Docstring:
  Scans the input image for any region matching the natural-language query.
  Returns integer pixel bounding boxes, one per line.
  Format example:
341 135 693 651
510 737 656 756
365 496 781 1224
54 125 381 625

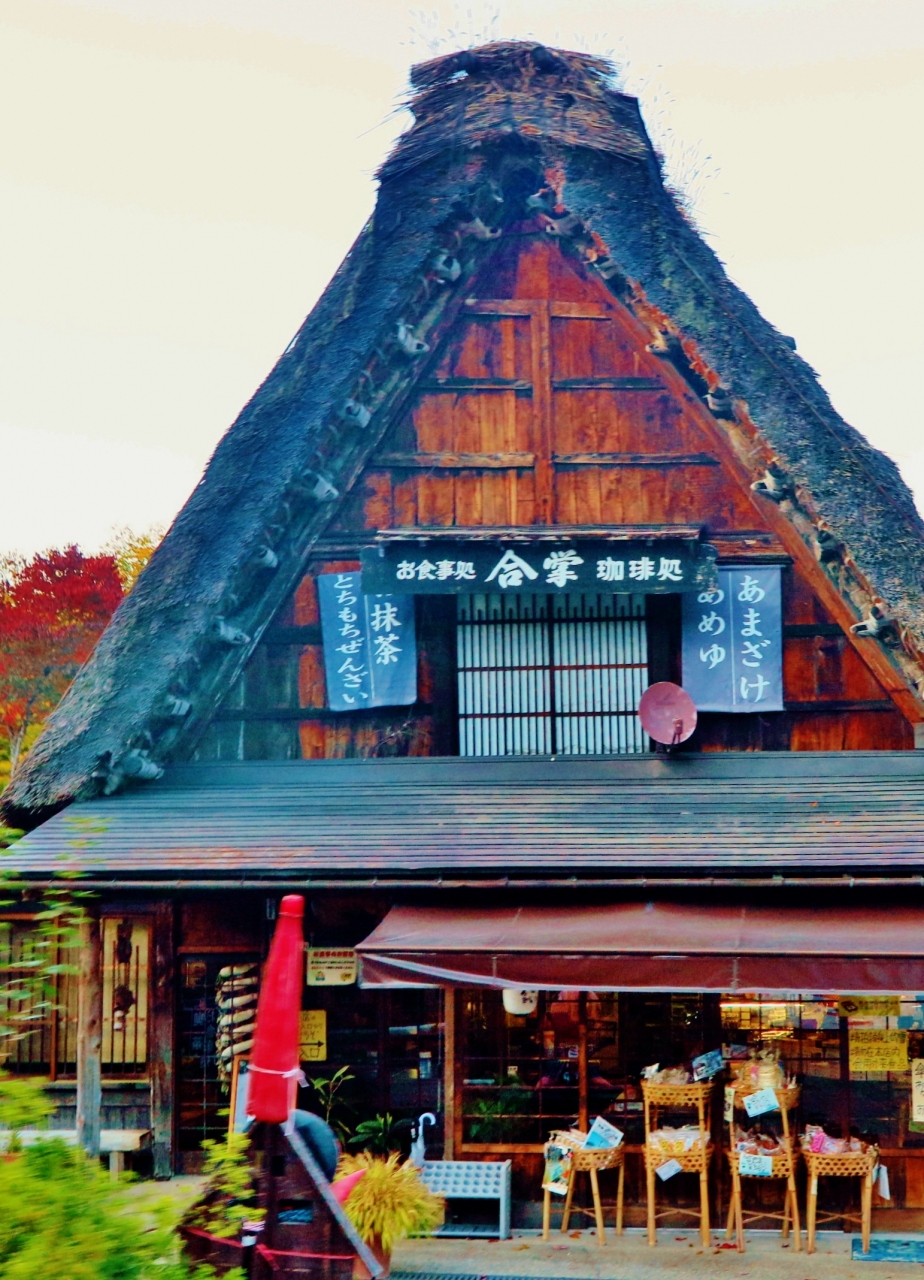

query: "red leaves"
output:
0 547 123 773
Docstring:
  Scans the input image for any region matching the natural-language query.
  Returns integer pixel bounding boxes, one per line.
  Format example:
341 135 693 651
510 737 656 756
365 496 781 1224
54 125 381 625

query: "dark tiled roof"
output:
8 753 924 883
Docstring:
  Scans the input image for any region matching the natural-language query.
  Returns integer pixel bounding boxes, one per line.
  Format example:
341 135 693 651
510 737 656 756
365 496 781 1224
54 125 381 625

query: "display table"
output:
804 1146 877 1255
542 1143 625 1246
642 1081 714 1248
725 1083 801 1254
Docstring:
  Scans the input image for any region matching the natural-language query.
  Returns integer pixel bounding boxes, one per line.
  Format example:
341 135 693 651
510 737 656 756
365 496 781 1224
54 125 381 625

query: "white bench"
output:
0 1128 151 1178
420 1160 512 1239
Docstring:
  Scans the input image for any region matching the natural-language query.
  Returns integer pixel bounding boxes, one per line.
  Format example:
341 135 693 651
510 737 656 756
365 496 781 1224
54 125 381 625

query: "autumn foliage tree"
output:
0 548 124 778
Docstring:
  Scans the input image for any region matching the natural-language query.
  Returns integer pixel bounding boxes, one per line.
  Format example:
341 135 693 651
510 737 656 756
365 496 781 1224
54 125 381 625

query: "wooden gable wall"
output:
197 234 913 760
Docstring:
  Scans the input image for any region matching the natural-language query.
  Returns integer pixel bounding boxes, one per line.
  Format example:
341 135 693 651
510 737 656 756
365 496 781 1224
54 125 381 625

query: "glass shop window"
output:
460 990 709 1148
301 988 443 1144
720 994 924 1148
457 593 649 756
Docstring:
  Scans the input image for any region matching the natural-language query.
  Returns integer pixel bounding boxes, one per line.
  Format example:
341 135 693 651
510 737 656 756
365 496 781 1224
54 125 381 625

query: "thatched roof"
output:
6 40 924 827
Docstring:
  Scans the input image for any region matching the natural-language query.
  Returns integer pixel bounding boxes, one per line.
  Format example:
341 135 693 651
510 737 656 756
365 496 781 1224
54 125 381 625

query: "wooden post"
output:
150 901 175 1179
76 907 102 1158
578 992 589 1133
442 987 456 1159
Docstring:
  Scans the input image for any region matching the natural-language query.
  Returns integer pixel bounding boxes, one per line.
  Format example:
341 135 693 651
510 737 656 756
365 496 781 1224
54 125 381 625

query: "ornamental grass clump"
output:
337 1151 443 1254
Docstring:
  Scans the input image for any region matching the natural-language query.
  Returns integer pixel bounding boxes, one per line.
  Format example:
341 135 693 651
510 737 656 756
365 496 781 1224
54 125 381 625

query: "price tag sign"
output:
739 1153 773 1177
692 1048 724 1081
656 1158 683 1181
724 1086 735 1123
743 1087 780 1118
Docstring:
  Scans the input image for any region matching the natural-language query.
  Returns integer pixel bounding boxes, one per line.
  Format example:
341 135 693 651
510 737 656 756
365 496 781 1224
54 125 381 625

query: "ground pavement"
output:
392 1228 919 1279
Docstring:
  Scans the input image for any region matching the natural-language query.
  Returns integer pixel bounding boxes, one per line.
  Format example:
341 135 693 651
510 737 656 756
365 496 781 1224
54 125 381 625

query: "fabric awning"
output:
357 902 924 993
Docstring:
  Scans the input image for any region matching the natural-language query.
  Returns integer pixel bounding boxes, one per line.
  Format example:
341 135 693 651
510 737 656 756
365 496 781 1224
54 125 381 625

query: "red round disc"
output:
638 682 697 745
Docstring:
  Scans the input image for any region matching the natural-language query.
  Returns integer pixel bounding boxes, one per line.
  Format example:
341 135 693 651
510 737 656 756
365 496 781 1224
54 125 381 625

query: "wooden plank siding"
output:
204 233 912 758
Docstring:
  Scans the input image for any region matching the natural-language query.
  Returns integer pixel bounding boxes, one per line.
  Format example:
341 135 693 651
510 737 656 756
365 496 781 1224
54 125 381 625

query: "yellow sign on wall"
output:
307 948 357 986
299 1009 328 1062
849 1027 909 1073
838 997 900 1019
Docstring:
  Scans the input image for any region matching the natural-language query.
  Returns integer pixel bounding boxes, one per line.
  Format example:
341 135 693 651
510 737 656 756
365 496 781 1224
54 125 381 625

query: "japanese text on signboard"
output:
681 567 783 712
361 540 717 596
317 572 417 711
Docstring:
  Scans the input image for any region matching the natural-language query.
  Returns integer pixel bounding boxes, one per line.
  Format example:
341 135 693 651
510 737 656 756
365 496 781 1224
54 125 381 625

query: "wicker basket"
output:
646 1144 711 1174
570 1145 625 1173
803 1148 877 1179
731 1082 800 1111
642 1081 714 1107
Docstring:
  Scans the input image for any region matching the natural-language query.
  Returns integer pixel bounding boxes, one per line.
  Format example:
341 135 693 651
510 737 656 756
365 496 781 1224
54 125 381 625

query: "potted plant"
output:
347 1113 413 1155
336 1151 443 1278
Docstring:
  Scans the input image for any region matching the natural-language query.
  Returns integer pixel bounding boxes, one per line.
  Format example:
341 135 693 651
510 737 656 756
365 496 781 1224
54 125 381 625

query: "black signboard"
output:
361 540 717 595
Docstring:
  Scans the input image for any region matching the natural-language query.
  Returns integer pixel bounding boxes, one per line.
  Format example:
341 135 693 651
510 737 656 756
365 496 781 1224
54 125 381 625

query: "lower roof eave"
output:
8 868 924 892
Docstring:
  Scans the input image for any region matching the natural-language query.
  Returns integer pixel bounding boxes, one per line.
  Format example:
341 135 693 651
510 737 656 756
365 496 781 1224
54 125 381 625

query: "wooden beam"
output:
373 524 704 542
552 378 663 391
553 451 718 467
211 702 434 722
76 907 102 1159
372 452 535 470
443 988 457 1160
420 378 532 394
150 901 175 1179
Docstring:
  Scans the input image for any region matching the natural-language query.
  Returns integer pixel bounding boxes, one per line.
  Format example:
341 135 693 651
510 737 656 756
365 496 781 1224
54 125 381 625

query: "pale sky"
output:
2 0 923 556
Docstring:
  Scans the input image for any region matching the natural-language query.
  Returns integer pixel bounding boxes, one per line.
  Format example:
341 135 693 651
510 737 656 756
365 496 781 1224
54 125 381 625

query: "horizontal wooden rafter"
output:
421 377 532 393
553 451 718 467
372 451 536 469
212 703 433 722
374 524 704 542
551 377 663 391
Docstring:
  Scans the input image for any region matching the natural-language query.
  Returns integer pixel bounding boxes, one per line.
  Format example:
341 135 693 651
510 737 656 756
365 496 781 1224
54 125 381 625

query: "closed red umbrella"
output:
248 894 305 1123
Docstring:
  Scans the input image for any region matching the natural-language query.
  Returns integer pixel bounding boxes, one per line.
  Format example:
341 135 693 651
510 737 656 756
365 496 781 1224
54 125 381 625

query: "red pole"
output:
248 895 305 1123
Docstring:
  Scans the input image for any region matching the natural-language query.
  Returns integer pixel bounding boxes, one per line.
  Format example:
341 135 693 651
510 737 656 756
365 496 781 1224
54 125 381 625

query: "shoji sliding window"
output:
457 593 649 756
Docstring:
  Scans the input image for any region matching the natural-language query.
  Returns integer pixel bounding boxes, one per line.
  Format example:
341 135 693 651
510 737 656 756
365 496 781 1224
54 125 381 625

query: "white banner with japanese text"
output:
318 571 417 711
681 567 783 712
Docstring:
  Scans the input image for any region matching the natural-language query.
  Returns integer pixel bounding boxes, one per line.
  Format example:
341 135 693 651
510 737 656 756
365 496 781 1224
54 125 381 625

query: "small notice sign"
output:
307 947 357 986
584 1116 624 1150
849 1028 909 1073
743 1088 780 1118
692 1049 724 1081
739 1153 773 1177
838 997 901 1019
656 1159 683 1181
912 1060 924 1122
299 1009 327 1062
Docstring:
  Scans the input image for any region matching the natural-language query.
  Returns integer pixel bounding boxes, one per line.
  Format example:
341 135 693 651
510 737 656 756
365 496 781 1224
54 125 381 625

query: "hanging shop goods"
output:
215 963 259 1088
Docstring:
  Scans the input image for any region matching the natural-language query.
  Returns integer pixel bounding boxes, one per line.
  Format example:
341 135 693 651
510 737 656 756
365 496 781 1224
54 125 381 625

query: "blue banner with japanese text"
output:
318 571 417 711
681 567 783 712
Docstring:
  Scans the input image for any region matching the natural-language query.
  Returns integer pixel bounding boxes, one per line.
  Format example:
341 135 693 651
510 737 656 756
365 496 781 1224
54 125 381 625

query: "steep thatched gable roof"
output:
5 40 924 827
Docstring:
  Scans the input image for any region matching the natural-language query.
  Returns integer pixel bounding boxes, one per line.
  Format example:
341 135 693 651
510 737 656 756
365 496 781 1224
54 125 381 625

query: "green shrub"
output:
0 1073 55 1147
0 1138 237 1280
184 1132 263 1239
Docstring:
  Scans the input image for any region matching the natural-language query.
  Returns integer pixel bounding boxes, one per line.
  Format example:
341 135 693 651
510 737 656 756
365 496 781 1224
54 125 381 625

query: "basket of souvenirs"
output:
641 1075 716 1109
800 1127 878 1178
646 1125 711 1172
727 1126 795 1177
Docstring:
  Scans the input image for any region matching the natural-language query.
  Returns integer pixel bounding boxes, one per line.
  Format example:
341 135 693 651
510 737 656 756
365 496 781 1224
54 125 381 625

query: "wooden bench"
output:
0 1128 151 1178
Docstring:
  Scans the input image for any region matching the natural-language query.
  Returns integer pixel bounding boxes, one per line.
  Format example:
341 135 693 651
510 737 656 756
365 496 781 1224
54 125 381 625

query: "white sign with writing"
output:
743 1088 780 1118
739 1153 774 1177
306 948 357 986
656 1158 683 1181
912 1060 924 1123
